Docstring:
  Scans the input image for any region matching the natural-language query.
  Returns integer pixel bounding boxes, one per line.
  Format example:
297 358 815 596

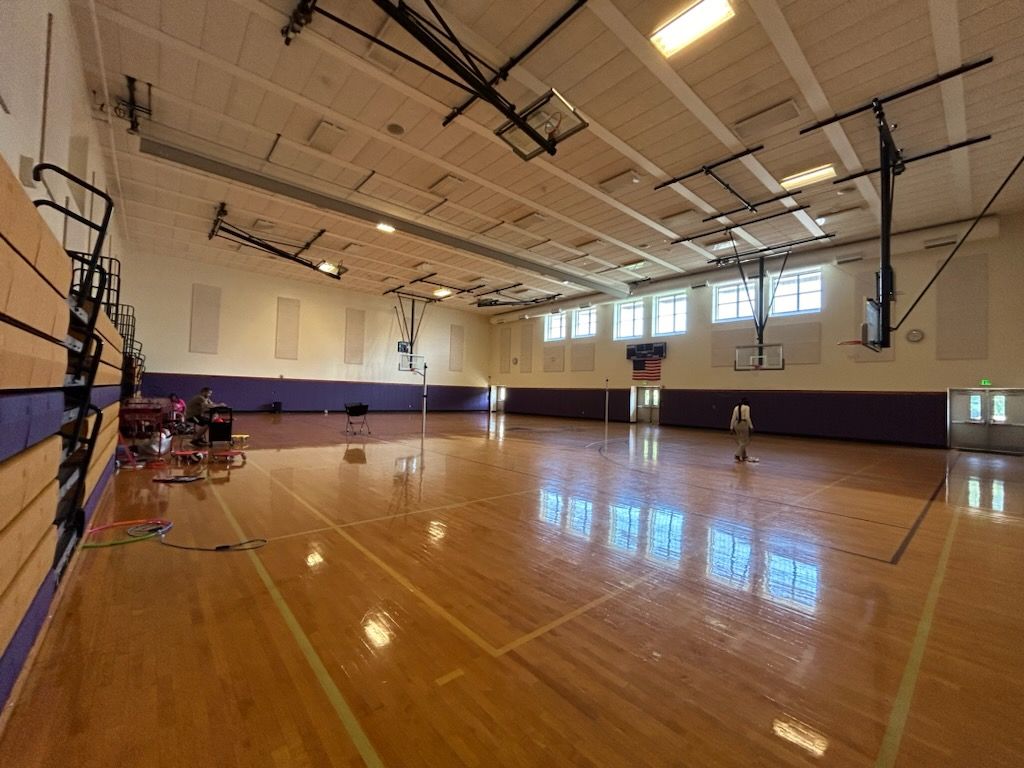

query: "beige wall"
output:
123 249 491 386
490 213 1024 392
0 0 127 255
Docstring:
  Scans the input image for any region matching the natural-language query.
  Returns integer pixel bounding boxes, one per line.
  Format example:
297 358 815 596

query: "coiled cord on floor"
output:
83 518 266 552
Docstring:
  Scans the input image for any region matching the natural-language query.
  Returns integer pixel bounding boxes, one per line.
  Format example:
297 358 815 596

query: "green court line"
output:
210 486 384 768
874 507 961 768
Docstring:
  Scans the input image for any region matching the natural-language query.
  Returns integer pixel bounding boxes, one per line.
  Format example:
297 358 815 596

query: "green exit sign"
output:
980 379 992 386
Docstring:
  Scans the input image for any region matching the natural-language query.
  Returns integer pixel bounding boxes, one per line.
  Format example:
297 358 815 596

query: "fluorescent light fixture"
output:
834 253 863 265
432 287 453 298
707 239 737 252
621 259 646 270
650 0 735 57
313 260 346 280
376 222 396 233
815 216 827 226
780 163 836 191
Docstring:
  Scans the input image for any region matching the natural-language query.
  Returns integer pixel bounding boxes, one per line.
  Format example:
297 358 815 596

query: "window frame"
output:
712 281 757 324
768 268 823 317
614 298 646 340
572 306 597 338
653 292 688 336
543 312 566 342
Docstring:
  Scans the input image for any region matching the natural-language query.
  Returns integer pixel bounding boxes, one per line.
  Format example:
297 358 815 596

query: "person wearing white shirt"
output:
729 398 754 462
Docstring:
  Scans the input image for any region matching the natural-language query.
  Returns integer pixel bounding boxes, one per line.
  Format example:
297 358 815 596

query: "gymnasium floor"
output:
1 413 1021 767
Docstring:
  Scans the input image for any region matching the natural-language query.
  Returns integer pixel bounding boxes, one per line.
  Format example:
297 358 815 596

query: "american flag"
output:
632 357 662 380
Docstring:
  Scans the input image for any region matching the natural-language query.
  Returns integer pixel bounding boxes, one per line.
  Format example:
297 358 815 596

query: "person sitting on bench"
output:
186 387 226 447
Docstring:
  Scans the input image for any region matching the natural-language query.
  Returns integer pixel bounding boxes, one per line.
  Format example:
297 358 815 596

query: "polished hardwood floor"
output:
1 412 1022 767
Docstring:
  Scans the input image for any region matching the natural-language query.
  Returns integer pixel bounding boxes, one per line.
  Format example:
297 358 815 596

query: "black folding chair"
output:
344 403 370 435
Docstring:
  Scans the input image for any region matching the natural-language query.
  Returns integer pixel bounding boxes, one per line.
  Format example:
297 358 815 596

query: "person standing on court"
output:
730 397 754 462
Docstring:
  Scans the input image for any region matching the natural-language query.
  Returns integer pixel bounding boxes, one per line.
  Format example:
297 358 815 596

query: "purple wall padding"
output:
83 455 115 527
0 390 64 463
0 570 56 709
504 388 631 422
143 372 488 412
91 385 121 410
660 389 947 447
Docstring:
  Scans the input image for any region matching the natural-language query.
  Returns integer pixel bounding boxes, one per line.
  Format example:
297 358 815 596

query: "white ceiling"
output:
72 0 1024 311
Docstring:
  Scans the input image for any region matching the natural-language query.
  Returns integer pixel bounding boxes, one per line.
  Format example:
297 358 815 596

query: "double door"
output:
949 388 1024 454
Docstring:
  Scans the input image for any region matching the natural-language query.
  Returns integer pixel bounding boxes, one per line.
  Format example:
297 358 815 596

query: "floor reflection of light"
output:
772 717 828 757
762 552 819 613
647 508 684 563
363 617 392 649
992 479 1005 513
707 527 752 589
968 477 981 508
609 504 642 551
567 497 592 538
539 489 562 526
305 551 325 569
429 520 447 542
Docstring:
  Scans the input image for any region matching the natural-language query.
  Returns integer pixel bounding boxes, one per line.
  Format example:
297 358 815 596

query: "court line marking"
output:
209 485 384 768
246 457 502 657
494 574 651 656
247 457 660 660
435 669 465 687
874 506 961 768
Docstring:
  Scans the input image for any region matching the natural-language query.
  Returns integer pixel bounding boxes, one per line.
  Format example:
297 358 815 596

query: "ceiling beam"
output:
745 0 883 224
140 137 630 296
587 0 824 240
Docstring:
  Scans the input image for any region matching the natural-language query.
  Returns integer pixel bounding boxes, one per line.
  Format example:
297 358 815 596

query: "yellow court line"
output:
209 485 384 768
246 457 502 657
435 668 465 687
494 574 651 656
874 507 961 768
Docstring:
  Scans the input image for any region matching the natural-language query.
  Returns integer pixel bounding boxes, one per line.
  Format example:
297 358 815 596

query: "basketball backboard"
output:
398 353 425 372
735 343 784 371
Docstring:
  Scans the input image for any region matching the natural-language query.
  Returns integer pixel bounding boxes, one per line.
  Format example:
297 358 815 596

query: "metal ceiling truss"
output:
474 283 561 308
113 75 152 135
656 146 804 224
279 0 588 159
208 202 338 279
383 272 483 302
706 233 835 264
674 205 810 244
800 56 994 349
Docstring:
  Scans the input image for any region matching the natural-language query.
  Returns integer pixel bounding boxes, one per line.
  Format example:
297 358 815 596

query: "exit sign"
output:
980 379 992 386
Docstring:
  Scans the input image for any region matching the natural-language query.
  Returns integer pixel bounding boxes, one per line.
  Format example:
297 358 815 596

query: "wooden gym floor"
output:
1 412 1022 767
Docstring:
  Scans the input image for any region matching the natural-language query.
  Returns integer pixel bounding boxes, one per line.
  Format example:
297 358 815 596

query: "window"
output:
573 306 597 338
615 299 645 339
544 312 565 341
969 394 982 421
647 508 684 564
992 394 1007 422
707 527 752 589
763 552 819 612
770 269 822 315
654 293 687 335
713 282 755 323
609 504 642 551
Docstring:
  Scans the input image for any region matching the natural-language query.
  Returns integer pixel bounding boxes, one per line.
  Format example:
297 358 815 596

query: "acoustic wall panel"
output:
711 327 757 367
189 284 220 354
571 343 596 371
344 308 365 365
275 297 300 360
543 345 565 372
519 322 533 373
937 254 988 360
449 324 464 372
498 327 511 373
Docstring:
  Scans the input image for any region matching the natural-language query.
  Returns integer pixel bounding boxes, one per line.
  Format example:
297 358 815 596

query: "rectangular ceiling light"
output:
780 164 836 191
598 169 642 194
316 261 346 278
651 0 735 57
376 222 396 233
